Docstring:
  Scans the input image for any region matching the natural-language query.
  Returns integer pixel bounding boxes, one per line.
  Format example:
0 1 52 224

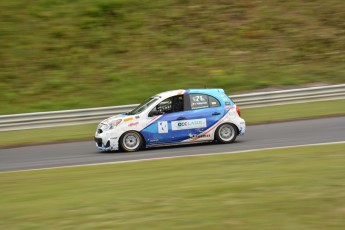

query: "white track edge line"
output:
1 141 345 174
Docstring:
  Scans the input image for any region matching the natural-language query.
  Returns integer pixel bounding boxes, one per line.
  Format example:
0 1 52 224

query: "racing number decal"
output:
192 95 206 102
191 94 208 110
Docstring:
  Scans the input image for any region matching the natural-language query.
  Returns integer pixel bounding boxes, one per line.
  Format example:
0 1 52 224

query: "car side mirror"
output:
148 109 161 117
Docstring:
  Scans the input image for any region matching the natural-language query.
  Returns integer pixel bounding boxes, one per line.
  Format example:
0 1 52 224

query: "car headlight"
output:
98 119 122 133
109 119 122 129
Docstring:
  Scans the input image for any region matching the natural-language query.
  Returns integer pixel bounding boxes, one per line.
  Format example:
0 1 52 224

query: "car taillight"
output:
236 106 241 117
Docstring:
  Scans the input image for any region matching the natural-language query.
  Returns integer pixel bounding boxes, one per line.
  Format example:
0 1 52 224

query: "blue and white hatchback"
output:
95 89 246 152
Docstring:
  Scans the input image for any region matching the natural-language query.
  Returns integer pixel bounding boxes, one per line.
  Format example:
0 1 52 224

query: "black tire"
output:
119 131 143 152
215 123 238 144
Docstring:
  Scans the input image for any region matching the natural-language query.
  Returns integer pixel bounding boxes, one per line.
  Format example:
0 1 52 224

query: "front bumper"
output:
94 136 119 151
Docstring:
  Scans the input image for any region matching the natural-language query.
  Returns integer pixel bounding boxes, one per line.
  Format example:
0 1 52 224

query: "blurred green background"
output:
1 0 344 114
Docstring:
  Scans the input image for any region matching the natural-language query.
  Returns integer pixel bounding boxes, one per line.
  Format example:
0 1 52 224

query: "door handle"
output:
212 112 221 116
177 117 186 120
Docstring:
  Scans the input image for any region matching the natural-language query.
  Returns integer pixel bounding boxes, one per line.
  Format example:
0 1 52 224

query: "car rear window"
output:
190 94 209 110
189 94 221 110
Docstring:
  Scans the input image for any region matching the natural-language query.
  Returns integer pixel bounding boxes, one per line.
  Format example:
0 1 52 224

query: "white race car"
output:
94 89 245 152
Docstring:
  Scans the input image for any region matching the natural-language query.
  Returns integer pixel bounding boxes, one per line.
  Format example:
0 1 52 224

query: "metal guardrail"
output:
1 84 344 131
231 84 345 108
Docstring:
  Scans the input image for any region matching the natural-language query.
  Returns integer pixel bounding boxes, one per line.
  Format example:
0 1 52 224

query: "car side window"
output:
190 94 209 110
153 95 184 115
208 95 220 107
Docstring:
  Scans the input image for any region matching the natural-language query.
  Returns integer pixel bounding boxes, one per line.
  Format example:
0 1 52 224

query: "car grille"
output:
94 137 103 147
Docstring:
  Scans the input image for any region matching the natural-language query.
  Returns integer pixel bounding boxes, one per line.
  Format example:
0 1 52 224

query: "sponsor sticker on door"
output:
171 118 206 130
158 121 168 133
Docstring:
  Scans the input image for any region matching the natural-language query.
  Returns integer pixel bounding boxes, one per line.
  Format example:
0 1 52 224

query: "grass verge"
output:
0 99 344 147
1 143 345 229
241 99 345 124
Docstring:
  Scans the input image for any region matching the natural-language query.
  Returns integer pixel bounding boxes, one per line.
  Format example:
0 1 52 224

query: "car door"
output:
182 94 224 140
142 95 192 145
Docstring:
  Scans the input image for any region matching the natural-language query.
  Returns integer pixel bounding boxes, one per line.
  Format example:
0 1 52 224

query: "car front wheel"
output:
120 131 143 152
215 123 237 144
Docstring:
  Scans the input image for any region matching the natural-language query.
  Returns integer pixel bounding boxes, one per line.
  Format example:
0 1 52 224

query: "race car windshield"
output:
127 97 160 115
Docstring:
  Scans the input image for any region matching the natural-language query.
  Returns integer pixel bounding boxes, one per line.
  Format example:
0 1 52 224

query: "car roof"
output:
156 88 225 97
154 88 231 103
186 88 225 94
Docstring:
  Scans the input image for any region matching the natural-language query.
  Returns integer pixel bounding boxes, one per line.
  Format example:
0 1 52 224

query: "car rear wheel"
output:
215 123 237 144
120 131 143 152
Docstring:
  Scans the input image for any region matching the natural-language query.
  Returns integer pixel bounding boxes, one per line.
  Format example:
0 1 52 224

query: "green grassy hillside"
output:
1 0 344 114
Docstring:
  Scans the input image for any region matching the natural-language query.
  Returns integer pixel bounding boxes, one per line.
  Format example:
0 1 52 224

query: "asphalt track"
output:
0 117 344 172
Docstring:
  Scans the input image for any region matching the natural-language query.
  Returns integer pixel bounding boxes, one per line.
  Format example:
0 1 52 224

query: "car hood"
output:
102 113 141 125
101 114 128 125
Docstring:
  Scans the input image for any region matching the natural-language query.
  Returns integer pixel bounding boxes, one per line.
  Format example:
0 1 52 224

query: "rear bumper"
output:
237 118 246 136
